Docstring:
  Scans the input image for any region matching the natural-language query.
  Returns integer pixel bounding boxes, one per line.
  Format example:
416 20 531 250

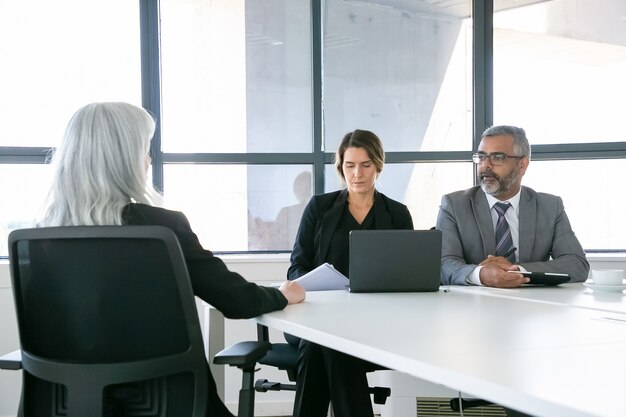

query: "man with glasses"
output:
436 125 589 288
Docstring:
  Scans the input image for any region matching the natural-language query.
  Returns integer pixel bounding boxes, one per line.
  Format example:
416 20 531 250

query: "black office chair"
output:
253 327 299 393
254 327 392 407
0 226 268 417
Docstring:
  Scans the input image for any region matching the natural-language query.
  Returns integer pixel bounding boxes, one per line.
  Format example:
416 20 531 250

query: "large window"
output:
164 165 313 251
0 0 141 257
493 0 626 144
523 159 626 250
0 0 625 257
493 0 626 250
158 0 314 251
160 0 312 153
0 1 142 148
323 0 473 153
322 0 473 230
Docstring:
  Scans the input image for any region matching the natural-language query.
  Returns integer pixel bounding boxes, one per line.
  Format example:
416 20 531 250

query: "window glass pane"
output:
325 162 473 230
163 165 312 251
523 159 626 250
0 0 141 147
323 0 472 152
160 0 312 153
493 0 626 143
0 165 53 257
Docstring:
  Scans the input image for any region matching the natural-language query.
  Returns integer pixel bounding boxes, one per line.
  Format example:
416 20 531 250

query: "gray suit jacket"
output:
436 186 589 285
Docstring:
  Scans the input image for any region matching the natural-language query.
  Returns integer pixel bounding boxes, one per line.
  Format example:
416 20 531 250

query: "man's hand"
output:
479 254 516 269
479 263 529 288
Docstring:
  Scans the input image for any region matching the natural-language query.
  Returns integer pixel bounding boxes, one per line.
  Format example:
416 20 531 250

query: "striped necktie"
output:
494 202 514 261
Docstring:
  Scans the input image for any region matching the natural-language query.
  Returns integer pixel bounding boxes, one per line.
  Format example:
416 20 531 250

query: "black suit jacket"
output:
288 189 414 279
123 203 287 417
123 203 288 318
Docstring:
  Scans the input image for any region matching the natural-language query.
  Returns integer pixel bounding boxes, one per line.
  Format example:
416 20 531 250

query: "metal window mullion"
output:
385 151 473 163
472 0 493 185
531 142 626 160
0 147 52 164
140 0 164 192
162 153 319 164
312 0 325 194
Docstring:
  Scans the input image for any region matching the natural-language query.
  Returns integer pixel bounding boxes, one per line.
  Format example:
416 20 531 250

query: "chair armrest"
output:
213 341 271 368
0 350 22 370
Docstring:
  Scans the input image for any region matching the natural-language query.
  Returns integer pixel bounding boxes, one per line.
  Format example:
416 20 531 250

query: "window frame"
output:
1 0 625 254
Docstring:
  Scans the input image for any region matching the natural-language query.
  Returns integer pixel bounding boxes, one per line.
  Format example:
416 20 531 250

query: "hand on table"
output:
479 263 529 288
279 281 306 304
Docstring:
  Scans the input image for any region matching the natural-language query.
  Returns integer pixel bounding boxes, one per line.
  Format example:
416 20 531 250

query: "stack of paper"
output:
294 263 349 291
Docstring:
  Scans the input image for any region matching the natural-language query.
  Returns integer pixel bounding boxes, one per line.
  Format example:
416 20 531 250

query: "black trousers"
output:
292 340 379 417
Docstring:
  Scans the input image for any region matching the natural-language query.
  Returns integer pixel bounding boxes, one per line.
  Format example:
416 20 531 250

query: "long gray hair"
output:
40 102 161 226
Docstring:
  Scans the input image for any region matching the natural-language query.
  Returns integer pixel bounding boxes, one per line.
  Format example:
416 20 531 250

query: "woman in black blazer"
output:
39 102 305 417
288 130 414 417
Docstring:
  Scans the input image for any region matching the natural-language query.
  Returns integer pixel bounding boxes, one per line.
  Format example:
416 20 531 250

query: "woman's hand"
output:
279 281 306 304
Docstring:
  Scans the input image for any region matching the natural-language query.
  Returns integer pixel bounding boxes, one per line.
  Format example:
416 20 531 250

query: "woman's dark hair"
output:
334 129 385 182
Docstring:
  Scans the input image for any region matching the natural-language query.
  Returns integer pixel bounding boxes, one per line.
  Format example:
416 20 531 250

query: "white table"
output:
450 282 626 314
256 289 626 417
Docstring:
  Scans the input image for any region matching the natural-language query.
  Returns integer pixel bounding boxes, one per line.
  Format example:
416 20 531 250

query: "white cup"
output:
592 269 624 286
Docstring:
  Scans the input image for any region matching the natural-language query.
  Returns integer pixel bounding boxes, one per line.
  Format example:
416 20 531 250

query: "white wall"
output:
0 254 624 417
0 264 20 417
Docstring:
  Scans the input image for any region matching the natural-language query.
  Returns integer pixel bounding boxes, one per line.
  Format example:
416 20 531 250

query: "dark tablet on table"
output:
514 271 570 286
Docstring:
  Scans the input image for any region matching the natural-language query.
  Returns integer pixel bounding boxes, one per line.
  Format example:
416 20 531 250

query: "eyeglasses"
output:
472 152 524 166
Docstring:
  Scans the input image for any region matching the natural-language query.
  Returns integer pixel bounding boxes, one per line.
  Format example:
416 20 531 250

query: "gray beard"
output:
480 169 519 197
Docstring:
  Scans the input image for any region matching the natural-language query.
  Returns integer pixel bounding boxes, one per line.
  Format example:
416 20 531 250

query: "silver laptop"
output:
348 229 442 293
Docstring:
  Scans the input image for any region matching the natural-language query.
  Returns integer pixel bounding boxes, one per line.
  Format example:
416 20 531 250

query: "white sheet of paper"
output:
294 263 349 291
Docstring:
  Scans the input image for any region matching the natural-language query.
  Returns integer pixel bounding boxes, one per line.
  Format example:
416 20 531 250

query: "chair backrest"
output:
8 226 209 417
